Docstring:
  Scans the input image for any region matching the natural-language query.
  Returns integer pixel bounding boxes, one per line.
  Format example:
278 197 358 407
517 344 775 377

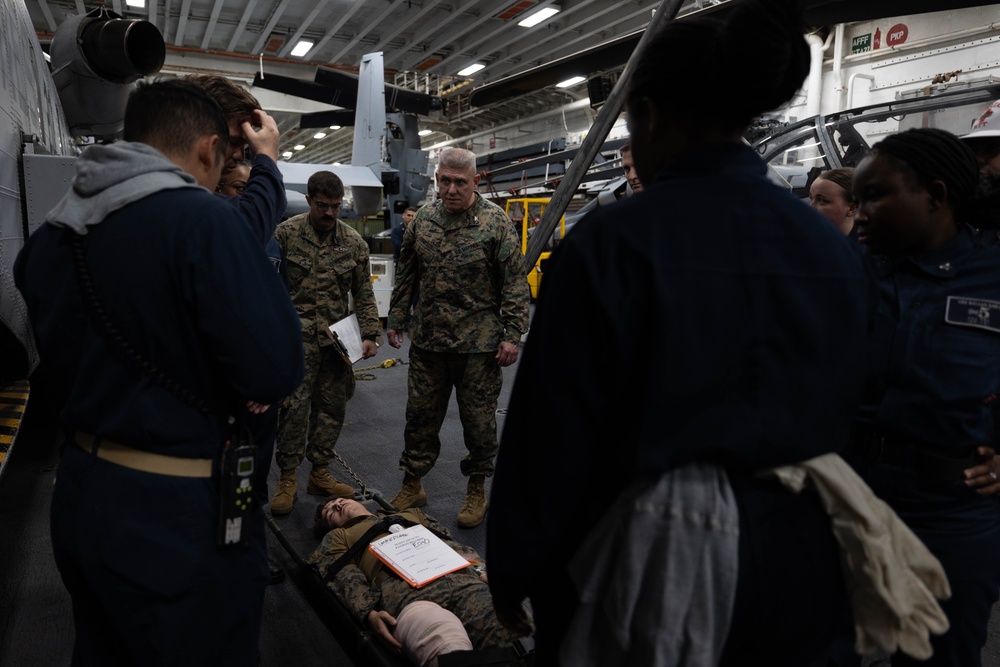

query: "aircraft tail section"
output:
352 52 387 216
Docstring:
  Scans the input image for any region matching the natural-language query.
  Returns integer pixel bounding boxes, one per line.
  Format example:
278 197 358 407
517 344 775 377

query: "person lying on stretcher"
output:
308 498 533 661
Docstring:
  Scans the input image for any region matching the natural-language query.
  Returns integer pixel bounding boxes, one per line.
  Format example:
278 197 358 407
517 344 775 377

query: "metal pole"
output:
524 0 687 270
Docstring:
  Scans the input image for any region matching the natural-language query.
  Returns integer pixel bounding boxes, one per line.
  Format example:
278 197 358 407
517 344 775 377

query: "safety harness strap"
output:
321 515 418 584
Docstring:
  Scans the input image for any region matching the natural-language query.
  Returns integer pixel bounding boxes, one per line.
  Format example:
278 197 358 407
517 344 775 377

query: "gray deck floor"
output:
5 319 1000 666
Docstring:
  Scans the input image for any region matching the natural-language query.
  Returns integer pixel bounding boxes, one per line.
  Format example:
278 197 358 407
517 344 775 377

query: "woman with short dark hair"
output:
846 127 1000 667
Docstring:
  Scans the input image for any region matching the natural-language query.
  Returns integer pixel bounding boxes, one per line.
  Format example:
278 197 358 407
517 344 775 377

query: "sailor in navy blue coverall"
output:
14 79 304 666
488 2 870 664
218 147 290 509
197 82 292 514
843 128 1000 667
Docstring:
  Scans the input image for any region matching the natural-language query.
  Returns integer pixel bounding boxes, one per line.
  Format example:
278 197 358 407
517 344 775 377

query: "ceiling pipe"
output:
524 0 686 272
427 99 592 150
832 23 846 104
806 33 825 121
35 32 366 71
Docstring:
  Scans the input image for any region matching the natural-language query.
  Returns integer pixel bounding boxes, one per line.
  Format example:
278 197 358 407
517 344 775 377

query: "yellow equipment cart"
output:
504 197 566 301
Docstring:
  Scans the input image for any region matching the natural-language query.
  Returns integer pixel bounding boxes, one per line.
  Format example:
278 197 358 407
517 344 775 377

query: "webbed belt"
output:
75 432 213 478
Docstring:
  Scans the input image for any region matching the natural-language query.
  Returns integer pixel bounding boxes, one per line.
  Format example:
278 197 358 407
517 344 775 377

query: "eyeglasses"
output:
225 180 248 194
313 200 342 211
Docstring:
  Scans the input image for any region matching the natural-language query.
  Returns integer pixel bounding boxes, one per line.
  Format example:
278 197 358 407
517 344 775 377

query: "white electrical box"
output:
369 254 395 318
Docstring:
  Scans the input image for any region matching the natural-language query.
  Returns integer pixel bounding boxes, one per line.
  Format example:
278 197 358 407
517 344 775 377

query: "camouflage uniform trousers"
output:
401 344 502 478
376 569 523 650
275 340 355 470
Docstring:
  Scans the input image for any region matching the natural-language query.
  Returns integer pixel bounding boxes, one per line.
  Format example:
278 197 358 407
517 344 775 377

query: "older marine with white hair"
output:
385 147 530 529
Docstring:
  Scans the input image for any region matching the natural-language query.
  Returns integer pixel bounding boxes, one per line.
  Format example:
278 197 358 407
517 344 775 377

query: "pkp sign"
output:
886 24 908 47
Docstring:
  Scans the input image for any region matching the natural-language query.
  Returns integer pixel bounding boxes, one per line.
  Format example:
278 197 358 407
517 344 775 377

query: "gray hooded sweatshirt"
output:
47 141 205 235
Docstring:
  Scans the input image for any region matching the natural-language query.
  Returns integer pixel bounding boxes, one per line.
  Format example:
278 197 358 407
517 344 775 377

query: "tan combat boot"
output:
457 475 487 529
306 466 355 498
271 469 297 516
391 473 427 510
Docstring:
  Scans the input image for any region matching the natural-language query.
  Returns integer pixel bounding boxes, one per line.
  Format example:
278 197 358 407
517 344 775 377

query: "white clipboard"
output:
328 313 364 365
368 525 472 588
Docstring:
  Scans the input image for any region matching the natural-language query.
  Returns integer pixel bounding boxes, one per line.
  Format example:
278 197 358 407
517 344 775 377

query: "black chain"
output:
68 231 211 414
333 450 369 499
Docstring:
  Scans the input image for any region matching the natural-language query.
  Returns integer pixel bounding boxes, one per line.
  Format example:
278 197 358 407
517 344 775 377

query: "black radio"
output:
217 441 258 546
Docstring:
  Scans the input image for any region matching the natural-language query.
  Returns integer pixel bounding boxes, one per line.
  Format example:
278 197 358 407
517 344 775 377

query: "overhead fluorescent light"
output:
556 76 586 88
125 0 145 7
518 7 559 27
290 40 313 58
329 125 341 130
313 132 327 139
282 151 293 158
458 63 485 77
293 144 305 150
418 129 433 137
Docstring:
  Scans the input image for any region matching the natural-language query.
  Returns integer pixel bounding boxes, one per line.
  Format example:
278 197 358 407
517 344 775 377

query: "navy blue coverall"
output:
220 153 290 505
488 142 872 666
849 224 1000 667
15 186 304 666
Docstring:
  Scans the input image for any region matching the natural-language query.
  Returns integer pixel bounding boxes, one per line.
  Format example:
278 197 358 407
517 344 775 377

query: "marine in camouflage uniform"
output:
306 506 529 650
271 171 381 514
385 148 530 528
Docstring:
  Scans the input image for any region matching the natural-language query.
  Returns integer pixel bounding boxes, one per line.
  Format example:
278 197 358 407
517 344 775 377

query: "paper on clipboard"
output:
328 313 364 364
368 524 472 588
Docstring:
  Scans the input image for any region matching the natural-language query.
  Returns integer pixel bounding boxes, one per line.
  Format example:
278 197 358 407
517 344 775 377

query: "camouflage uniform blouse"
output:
387 193 530 352
274 214 381 348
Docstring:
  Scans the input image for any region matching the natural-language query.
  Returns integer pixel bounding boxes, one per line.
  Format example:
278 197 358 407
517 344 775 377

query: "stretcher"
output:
266 492 536 667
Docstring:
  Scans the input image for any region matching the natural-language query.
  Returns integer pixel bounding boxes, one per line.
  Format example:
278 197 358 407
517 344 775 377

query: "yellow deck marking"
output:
0 382 28 477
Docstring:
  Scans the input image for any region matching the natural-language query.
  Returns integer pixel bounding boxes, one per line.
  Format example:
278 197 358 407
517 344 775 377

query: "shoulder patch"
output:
945 296 1000 333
